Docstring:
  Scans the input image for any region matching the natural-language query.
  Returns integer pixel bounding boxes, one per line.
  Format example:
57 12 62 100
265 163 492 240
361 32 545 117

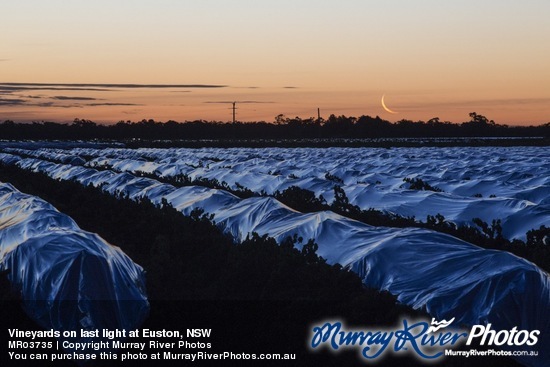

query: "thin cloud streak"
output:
53 96 100 101
0 96 141 108
1 82 227 89
0 98 26 106
0 86 113 92
400 98 550 111
204 101 276 104
87 103 142 107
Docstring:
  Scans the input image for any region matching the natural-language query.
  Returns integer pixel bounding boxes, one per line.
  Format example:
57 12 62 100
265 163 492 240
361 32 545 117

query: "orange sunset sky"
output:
1 1 549 125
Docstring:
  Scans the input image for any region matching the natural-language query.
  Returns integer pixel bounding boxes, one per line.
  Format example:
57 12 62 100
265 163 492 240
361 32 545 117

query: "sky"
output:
1 0 549 125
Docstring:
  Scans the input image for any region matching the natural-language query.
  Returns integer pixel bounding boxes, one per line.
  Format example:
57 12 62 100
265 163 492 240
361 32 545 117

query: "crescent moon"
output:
381 94 398 114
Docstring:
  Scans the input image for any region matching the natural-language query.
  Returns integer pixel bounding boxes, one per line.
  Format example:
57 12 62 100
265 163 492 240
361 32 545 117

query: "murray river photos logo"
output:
309 318 540 361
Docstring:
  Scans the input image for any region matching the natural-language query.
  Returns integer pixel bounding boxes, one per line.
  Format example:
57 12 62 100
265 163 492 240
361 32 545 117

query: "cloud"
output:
0 97 61 108
0 96 140 108
0 86 112 92
0 82 227 89
87 102 142 107
0 82 228 93
401 98 550 111
0 92 143 108
52 96 100 101
204 100 276 104
53 103 78 109
475 98 550 106
239 101 276 104
122 109 142 115
0 99 62 108
0 98 26 106
450 98 550 107
32 102 70 108
283 86 299 89
232 86 260 89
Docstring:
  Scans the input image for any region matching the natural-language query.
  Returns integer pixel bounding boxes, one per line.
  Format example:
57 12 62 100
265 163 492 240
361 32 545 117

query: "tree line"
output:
0 112 548 141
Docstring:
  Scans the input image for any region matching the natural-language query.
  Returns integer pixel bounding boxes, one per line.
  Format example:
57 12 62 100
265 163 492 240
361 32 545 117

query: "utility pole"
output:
317 108 321 123
232 102 237 123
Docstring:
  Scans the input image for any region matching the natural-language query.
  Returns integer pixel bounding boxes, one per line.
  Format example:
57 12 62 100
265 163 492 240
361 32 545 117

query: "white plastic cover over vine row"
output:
0 180 149 348
0 151 548 366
